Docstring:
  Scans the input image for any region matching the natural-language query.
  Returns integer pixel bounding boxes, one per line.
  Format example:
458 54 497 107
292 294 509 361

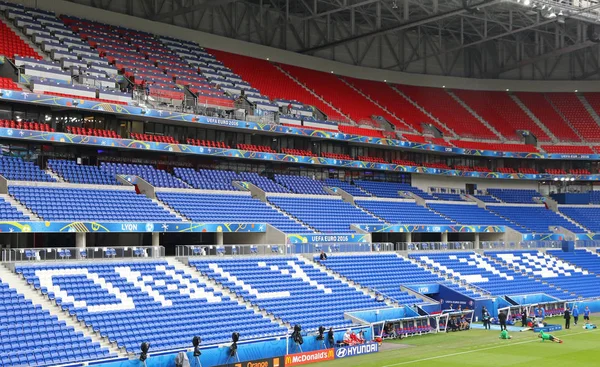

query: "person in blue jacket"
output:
583 306 591 323
572 305 580 326
536 306 546 321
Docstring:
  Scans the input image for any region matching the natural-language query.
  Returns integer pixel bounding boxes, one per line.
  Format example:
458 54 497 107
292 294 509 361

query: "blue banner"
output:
353 224 505 233
286 233 369 244
0 221 266 233
334 343 379 359
1 89 600 164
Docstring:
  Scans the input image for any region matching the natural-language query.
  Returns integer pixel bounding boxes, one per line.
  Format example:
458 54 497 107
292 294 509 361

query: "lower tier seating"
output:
190 257 385 330
323 179 370 197
559 207 600 232
487 189 540 204
427 203 525 231
356 200 452 225
16 261 286 353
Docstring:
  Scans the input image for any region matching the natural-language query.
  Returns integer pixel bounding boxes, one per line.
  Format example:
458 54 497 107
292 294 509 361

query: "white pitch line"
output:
382 329 596 367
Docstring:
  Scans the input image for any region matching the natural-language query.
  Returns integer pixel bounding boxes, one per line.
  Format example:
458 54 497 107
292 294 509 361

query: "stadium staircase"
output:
556 211 591 233
300 256 397 307
388 85 458 138
509 94 558 143
0 264 125 358
578 94 600 128
0 193 40 220
273 64 352 123
165 258 290 329
45 169 65 183
446 90 504 141
152 196 189 222
544 94 587 142
0 13 49 61
264 200 315 233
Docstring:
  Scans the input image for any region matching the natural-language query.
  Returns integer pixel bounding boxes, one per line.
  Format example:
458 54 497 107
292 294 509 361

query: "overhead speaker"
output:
587 25 600 43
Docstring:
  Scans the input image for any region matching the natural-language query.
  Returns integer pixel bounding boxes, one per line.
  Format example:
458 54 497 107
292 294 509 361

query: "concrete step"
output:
0 14 50 61
153 199 189 221
46 169 65 183
0 264 126 358
0 193 40 220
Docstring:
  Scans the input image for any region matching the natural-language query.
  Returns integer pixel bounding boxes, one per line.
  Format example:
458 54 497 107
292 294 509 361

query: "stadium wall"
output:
10 0 600 91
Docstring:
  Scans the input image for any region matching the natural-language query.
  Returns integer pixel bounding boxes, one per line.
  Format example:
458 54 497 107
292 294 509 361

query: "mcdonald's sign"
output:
284 349 335 366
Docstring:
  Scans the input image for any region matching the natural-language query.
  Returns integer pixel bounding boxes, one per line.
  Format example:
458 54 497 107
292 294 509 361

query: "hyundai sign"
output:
334 342 379 359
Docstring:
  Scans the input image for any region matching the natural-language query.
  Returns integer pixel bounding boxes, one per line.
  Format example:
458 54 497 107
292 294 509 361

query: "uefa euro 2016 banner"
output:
0 221 267 233
286 234 369 244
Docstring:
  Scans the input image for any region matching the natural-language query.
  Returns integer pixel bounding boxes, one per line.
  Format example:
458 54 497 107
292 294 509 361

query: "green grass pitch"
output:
310 319 599 367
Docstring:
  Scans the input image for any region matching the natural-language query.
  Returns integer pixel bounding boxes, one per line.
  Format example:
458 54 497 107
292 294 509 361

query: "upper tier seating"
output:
487 189 540 204
546 93 600 141
0 277 114 366
207 50 345 121
430 192 465 201
487 251 600 299
274 174 329 195
280 65 397 125
423 162 451 170
174 168 239 191
354 181 437 200
67 126 118 138
410 252 571 299
589 191 600 204
547 249 600 274
43 92 130 106
515 92 580 142
339 125 385 138
238 172 289 193
545 168 567 175
487 205 585 233
237 144 276 153
0 120 54 132
10 186 179 221
318 253 481 302
0 156 54 182
323 179 370 197
157 192 311 233
190 257 384 330
0 18 42 59
186 139 229 149
402 134 427 144
0 76 20 91
342 78 442 133
498 167 517 174
570 169 591 175
559 207 600 232
358 155 387 163
396 85 497 139
48 160 118 185
321 152 352 160
450 140 539 153
356 200 452 225
583 93 600 134
518 168 538 174
268 197 383 232
0 196 29 220
453 90 551 141
281 148 316 157
130 133 178 144
541 145 594 154
428 137 451 147
427 203 525 231
16 261 286 353
100 163 188 188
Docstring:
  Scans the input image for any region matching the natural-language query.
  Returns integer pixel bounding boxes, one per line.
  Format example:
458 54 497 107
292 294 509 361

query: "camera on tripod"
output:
291 324 303 345
230 332 240 356
192 336 201 357
316 326 325 341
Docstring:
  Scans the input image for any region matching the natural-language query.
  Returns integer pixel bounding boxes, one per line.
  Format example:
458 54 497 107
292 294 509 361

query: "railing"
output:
481 241 563 250
2 246 165 262
176 242 396 257
574 240 600 248
398 242 475 251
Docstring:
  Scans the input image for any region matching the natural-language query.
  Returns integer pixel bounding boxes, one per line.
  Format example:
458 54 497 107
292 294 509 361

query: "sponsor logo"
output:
285 349 334 366
334 343 379 359
215 357 282 367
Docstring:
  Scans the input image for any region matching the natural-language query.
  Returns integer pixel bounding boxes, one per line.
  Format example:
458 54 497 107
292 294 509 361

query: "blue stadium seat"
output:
0 156 54 182
323 179 370 197
354 180 437 200
427 203 527 231
101 163 187 188
488 205 585 233
487 189 540 204
49 159 118 185
559 207 600 232
274 174 330 195
356 200 452 225
174 168 239 191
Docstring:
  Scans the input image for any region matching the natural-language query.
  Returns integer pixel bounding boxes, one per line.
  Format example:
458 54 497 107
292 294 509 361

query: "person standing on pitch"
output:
564 308 571 330
521 307 528 327
572 305 579 326
498 310 508 331
584 306 591 323
482 307 491 330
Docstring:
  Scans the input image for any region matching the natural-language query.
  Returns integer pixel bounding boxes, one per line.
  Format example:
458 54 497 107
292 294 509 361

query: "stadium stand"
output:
66 126 119 138
48 160 118 185
0 76 20 91
190 257 384 330
10 186 179 221
558 207 600 231
486 189 540 203
410 252 572 299
518 167 538 174
450 140 539 153
318 253 482 302
545 168 567 175
321 152 353 160
0 120 54 132
546 93 600 141
541 145 595 154
474 194 502 203
237 144 276 153
514 92 580 142
396 85 497 139
0 156 54 182
452 90 551 141
0 196 30 220
268 197 383 232
274 174 330 195
0 277 115 366
238 172 290 193
430 192 465 201
16 261 287 353
100 163 188 188
356 200 452 225
548 249 600 274
281 148 316 157
0 17 42 59
186 139 229 149
130 133 178 144
338 125 385 138
354 180 437 200
173 168 239 191
487 251 600 298
157 192 312 233
486 205 585 233
427 203 525 231
498 167 517 174
358 155 387 163
323 178 370 197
